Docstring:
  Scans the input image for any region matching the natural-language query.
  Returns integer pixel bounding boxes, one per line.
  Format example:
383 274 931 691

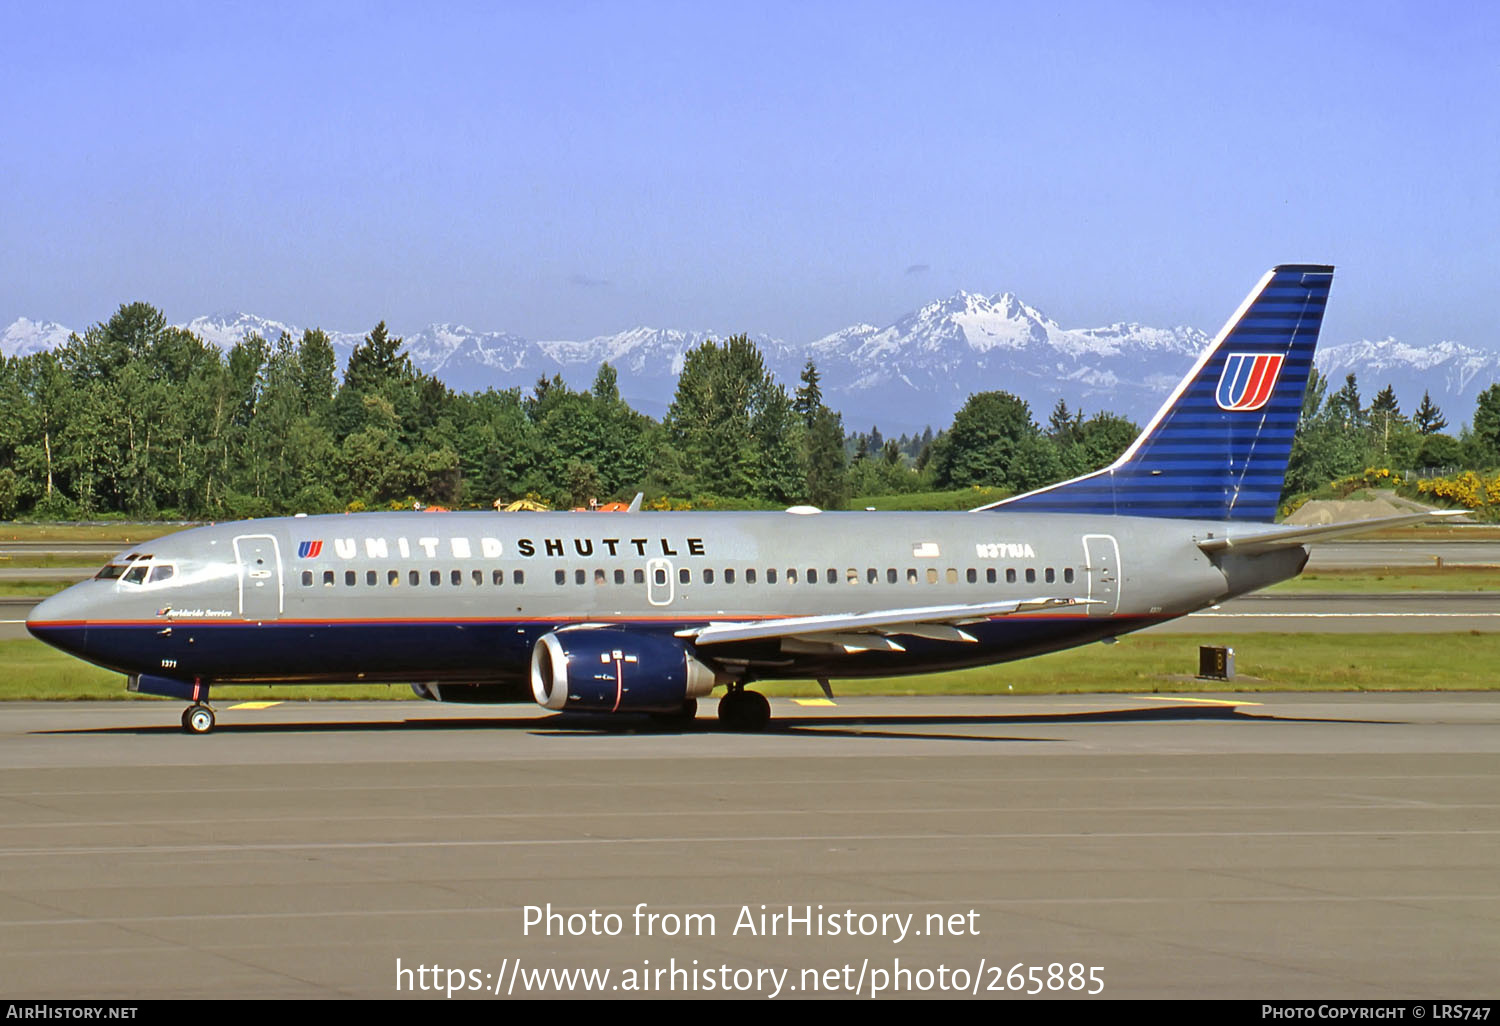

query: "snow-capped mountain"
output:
0 317 74 359
1314 338 1500 422
5 295 1496 433
807 291 1208 429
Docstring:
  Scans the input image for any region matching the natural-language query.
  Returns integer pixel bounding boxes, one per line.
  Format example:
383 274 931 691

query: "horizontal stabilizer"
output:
1197 509 1467 556
680 596 1084 647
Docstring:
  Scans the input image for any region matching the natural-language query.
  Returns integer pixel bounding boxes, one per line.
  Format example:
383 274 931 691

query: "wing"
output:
676 596 1086 653
1197 509 1466 557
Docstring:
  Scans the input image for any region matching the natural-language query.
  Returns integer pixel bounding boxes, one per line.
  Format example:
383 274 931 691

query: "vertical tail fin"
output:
982 264 1334 522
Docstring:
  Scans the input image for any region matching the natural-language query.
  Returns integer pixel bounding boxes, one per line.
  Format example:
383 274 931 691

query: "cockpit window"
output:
104 560 178 586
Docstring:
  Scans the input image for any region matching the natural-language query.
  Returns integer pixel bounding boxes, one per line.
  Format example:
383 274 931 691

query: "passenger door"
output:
233 534 284 621
1082 534 1120 617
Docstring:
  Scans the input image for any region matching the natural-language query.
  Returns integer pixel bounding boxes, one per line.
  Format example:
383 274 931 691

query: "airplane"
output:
24 264 1454 734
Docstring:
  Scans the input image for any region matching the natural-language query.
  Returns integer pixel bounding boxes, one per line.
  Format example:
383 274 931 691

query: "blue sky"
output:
2 1 1497 347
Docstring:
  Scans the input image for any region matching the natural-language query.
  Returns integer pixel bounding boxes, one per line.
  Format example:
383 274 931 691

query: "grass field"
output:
0 523 193 542
5 631 1496 703
0 581 80 597
0 554 117 569
1269 566 1500 592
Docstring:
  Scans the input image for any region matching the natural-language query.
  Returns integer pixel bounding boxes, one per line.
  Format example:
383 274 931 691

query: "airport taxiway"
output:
1 695 1496 999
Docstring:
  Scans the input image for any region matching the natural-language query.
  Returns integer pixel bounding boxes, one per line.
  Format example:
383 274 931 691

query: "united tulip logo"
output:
1215 353 1284 411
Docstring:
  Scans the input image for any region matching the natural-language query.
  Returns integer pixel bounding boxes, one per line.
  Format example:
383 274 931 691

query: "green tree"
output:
1413 391 1448 436
793 360 823 427
803 406 848 509
666 335 804 502
931 391 1057 491
1467 384 1500 468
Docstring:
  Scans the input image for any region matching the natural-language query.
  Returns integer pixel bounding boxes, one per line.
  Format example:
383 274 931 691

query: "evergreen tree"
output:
1468 384 1500 467
804 407 848 509
592 362 620 403
1413 391 1448 435
1328 373 1364 428
793 360 823 428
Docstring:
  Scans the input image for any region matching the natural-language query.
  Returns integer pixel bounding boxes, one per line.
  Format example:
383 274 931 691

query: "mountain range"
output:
5 294 1497 435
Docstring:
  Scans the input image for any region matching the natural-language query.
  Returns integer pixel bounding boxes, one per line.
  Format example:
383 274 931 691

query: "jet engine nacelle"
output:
530 629 723 713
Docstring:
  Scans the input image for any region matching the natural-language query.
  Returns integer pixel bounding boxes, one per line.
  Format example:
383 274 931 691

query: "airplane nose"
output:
26 585 92 649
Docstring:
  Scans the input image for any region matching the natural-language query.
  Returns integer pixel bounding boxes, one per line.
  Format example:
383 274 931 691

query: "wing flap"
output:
681 596 1085 647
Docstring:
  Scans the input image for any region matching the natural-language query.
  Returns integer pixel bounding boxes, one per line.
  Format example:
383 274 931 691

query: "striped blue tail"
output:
985 264 1334 522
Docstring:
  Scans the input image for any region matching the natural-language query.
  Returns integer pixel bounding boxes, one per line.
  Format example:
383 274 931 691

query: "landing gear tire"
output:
718 689 770 732
650 699 698 726
182 704 215 735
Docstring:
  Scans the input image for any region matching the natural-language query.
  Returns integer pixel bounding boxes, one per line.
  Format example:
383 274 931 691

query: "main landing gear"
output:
181 704 215 735
717 686 770 732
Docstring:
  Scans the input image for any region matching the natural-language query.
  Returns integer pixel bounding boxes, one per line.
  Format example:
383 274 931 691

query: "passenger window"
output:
786 569 797 584
746 569 756 584
927 568 938 584
614 569 626 585
704 569 714 584
323 570 334 587
1006 569 1016 584
1064 568 1075 584
1045 568 1055 584
1026 568 1036 583
301 571 313 587
575 569 586 585
387 570 399 586
907 568 918 584
472 570 483 586
431 570 441 586
866 568 877 584
410 570 420 586
986 568 996 584
345 570 356 587
887 568 897 584
679 568 690 584
635 569 646 585
827 568 837 584
595 569 607 586
966 568 977 584
555 570 566 586
725 568 735 584
366 570 377 586
514 570 525 585
493 569 505 585
807 568 817 585
946 568 958 584
766 568 777 584
455 570 465 586
654 568 666 585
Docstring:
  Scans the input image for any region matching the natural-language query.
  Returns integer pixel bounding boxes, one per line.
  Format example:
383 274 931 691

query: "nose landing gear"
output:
181 704 215 735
